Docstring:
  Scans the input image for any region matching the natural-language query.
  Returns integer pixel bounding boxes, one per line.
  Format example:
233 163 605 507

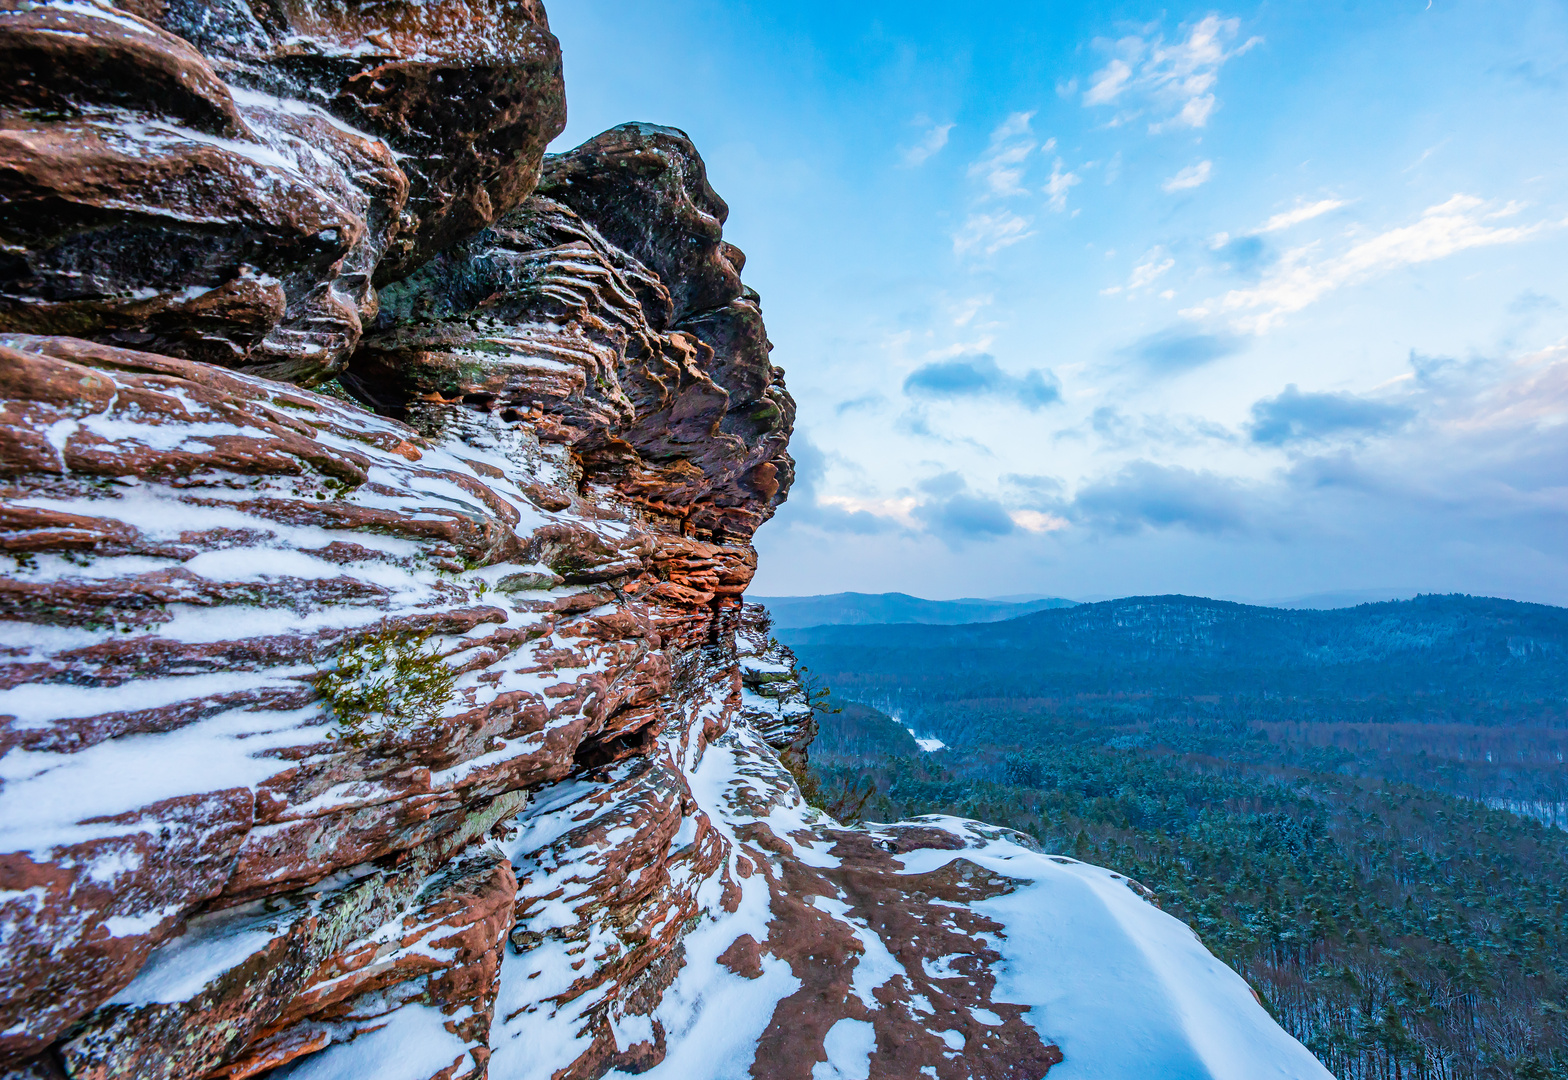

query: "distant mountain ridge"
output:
749 590 1077 628
779 593 1568 705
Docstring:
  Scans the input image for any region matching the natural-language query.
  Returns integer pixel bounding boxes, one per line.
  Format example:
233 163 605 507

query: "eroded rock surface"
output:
0 0 563 384
0 4 1335 1080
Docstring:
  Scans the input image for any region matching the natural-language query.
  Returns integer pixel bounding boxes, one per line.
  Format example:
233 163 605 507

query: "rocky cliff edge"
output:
0 3 1331 1079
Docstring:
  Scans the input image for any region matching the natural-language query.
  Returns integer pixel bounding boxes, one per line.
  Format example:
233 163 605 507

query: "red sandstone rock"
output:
0 0 563 384
139 0 567 284
738 603 817 771
0 107 799 1069
537 124 744 325
345 190 795 545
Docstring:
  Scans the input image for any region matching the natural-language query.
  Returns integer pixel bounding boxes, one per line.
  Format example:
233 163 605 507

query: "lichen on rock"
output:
312 623 460 747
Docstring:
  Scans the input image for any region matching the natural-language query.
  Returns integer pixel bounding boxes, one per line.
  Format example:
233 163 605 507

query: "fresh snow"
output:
110 900 294 1005
906 727 946 752
488 689 1332 1080
807 895 902 1008
812 1018 875 1080
914 736 946 752
275 1002 473 1080
895 827 1335 1080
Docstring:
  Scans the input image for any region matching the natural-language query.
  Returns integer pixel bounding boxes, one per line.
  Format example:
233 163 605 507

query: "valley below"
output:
779 593 1568 1080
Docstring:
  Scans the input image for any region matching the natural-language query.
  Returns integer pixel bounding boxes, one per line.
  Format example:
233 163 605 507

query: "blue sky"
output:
548 1 1568 604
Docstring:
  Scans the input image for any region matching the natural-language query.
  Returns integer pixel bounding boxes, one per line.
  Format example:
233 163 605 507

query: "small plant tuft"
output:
312 624 458 747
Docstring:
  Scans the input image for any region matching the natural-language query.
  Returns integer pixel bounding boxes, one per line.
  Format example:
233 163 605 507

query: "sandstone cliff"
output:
0 3 1333 1079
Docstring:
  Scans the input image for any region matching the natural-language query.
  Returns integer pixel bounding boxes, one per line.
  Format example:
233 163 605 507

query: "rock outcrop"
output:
0 4 1334 1080
0 0 563 384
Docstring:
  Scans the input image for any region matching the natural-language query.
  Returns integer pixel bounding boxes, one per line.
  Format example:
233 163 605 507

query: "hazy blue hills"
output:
778 593 1568 708
749 590 1076 629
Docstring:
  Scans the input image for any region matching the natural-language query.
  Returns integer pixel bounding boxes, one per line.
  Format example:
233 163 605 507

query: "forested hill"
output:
780 593 1568 707
750 590 1075 628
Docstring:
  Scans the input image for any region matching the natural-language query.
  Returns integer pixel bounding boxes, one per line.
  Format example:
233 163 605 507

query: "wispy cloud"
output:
1129 250 1175 288
801 470 1052 547
1044 159 1081 211
902 121 955 167
1084 58 1134 107
953 210 1034 256
1204 198 1345 281
834 392 885 415
917 491 1019 543
1011 510 1071 533
1101 247 1175 296
1073 461 1254 534
1083 14 1261 133
772 437 902 536
954 111 1086 248
1115 325 1245 373
968 111 1038 196
1431 338 1568 436
1508 290 1560 315
1184 195 1556 333
949 294 993 326
819 493 919 528
953 113 1045 254
1256 198 1347 233
1162 160 1213 192
1084 406 1238 450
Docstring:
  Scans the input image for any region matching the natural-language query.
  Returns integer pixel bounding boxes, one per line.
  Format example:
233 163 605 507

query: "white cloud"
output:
991 111 1035 140
1256 198 1347 233
1128 248 1175 289
1162 160 1213 192
968 112 1037 197
819 493 919 527
902 121 955 167
1103 247 1175 295
1439 337 1568 435
953 210 1035 256
926 337 996 359
1083 14 1261 133
1044 159 1081 211
1184 195 1555 333
956 114 1075 254
1011 509 1071 533
1084 58 1133 105
950 295 992 327
1170 92 1217 130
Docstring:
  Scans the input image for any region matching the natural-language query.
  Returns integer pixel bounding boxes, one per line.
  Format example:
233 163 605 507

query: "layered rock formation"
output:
0 4 1334 1079
0 0 562 382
